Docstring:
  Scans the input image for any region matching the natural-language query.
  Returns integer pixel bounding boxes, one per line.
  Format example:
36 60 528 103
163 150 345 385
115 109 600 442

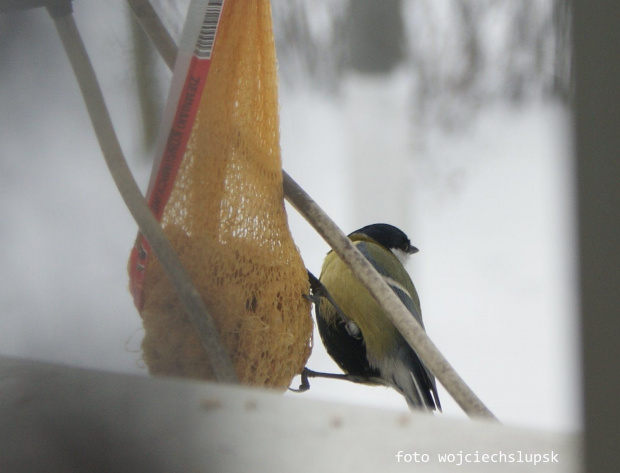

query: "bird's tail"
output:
386 348 441 412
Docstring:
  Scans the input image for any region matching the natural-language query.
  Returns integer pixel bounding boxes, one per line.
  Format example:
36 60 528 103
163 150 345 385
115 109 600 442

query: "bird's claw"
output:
288 367 312 393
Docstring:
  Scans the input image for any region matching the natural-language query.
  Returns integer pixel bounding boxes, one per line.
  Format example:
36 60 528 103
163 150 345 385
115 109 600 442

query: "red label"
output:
129 56 212 310
147 58 211 219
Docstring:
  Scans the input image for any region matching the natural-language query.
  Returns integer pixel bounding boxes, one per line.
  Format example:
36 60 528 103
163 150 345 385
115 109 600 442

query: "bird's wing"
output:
354 241 424 326
356 240 441 411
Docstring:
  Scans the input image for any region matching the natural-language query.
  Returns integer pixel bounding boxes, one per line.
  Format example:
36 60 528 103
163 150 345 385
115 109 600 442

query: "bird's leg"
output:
289 367 312 393
289 367 385 393
304 271 326 305
304 368 382 385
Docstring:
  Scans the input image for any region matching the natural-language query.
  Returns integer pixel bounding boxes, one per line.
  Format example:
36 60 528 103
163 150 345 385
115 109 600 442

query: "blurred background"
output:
0 0 577 431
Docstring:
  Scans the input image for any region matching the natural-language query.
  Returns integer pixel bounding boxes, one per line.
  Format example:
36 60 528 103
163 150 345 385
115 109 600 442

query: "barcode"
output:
194 0 225 59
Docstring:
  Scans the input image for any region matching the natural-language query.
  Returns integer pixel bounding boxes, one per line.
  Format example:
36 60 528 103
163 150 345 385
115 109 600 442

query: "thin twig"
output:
127 0 498 420
126 0 177 70
47 3 238 384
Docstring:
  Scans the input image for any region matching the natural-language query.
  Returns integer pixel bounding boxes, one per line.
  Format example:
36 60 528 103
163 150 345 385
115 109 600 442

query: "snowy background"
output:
0 1 579 432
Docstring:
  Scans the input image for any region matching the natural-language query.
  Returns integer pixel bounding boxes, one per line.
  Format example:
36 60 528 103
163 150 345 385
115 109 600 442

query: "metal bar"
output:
126 0 177 70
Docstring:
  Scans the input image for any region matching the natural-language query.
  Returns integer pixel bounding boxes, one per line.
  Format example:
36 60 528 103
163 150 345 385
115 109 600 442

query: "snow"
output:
0 4 579 433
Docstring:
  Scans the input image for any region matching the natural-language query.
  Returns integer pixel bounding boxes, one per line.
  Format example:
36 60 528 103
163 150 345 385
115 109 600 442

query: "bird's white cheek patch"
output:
391 248 410 266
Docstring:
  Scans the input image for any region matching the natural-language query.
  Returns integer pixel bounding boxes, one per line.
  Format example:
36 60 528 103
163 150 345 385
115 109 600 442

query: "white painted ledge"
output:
0 357 581 472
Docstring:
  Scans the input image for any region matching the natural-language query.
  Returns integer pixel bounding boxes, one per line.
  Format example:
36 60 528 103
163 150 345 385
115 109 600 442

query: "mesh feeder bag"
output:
128 0 313 389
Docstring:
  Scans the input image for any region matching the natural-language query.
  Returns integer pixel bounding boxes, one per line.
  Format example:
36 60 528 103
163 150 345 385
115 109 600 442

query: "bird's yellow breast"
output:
319 242 402 358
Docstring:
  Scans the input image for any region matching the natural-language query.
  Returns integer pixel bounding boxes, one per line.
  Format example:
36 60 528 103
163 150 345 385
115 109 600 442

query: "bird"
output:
315 223 441 411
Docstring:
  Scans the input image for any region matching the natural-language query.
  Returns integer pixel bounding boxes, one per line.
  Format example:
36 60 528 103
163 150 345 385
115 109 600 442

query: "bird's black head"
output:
349 223 419 255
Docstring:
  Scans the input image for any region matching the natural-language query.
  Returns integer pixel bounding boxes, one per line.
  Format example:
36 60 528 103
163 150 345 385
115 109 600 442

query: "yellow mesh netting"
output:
137 0 313 389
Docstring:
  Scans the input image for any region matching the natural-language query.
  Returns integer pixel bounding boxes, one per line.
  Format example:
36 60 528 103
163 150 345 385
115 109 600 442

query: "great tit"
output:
316 223 441 411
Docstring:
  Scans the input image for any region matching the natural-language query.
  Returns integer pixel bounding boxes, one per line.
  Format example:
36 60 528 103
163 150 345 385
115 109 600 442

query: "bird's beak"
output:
409 245 419 255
